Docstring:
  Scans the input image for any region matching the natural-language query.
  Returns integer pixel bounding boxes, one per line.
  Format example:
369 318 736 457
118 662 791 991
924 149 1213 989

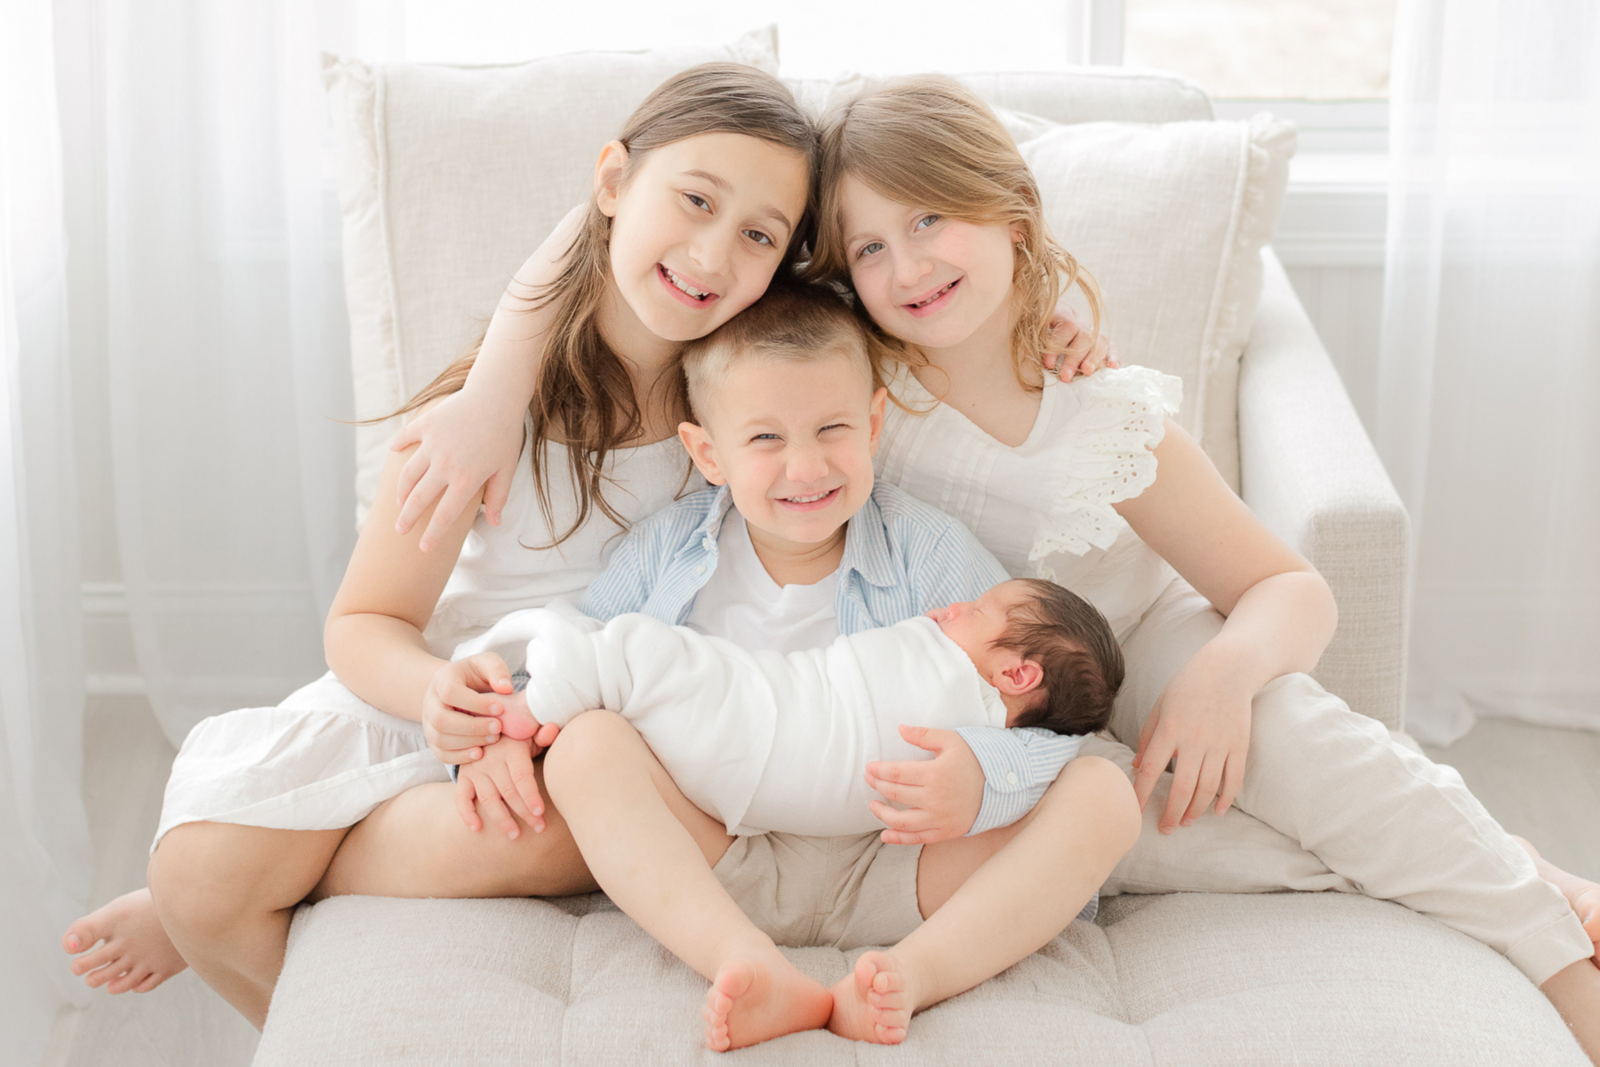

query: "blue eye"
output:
751 433 780 442
915 214 941 231
855 241 884 259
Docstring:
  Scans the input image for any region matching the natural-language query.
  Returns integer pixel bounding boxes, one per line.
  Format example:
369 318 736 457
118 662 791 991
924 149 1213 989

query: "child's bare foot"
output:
700 953 832 1051
1515 836 1600 963
827 950 926 1045
63 888 188 994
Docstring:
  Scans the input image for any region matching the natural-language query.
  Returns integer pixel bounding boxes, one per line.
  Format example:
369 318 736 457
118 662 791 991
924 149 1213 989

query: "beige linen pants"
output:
1087 578 1591 986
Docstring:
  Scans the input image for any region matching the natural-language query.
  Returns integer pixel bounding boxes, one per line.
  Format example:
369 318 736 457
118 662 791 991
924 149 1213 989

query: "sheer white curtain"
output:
94 0 389 746
1379 0 1600 744
1 0 94 1059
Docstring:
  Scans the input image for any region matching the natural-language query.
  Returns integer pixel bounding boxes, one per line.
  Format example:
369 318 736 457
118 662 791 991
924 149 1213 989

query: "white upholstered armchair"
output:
253 34 1578 1067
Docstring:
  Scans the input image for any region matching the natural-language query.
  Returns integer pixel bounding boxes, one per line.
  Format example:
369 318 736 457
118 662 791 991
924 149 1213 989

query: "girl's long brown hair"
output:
389 63 819 546
804 75 1105 393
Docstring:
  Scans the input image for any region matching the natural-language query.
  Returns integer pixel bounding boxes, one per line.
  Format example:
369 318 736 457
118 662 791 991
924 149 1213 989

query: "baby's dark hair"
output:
1000 578 1124 736
679 282 875 422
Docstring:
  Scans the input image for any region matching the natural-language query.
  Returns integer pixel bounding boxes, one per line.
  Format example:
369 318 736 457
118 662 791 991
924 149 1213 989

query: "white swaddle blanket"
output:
456 604 1008 836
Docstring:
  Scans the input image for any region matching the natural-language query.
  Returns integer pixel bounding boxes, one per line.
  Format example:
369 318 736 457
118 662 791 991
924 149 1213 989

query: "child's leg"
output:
143 822 348 1029
315 769 598 900
1110 580 1598 1060
539 710 833 1051
827 755 1140 1044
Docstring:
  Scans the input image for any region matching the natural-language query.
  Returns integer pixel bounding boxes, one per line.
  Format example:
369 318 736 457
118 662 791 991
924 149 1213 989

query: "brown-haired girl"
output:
807 75 1600 1057
62 63 818 1029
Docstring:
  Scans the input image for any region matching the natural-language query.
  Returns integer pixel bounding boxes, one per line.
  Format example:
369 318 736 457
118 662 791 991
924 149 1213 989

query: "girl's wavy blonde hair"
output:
805 75 1104 392
387 63 819 546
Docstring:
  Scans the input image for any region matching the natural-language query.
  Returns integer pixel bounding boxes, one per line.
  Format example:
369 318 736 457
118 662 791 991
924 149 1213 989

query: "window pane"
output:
399 1 1074 79
1123 0 1396 99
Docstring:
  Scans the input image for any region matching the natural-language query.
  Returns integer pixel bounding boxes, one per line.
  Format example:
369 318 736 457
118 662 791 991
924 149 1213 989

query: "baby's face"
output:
926 580 1034 677
688 350 886 551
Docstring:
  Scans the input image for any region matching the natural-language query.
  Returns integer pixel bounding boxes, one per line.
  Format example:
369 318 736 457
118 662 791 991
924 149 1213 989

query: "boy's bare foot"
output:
1515 836 1600 962
827 950 925 1045
700 953 832 1052
63 888 188 994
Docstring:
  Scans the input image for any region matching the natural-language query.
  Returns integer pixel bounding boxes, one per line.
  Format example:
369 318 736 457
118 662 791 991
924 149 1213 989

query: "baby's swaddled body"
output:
459 605 1007 836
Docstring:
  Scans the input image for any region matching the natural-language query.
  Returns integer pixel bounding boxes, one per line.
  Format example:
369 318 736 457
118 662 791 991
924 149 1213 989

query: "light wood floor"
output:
42 696 1600 1067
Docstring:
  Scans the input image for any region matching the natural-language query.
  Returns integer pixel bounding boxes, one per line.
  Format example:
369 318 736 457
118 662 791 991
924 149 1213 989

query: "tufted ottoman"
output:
256 891 1583 1065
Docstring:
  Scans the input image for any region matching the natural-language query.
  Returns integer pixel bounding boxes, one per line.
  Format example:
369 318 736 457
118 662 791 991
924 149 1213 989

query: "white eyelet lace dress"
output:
152 425 694 848
874 364 1183 641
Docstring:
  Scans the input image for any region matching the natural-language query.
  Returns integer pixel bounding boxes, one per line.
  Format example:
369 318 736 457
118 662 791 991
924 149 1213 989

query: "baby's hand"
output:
422 653 517 764
864 725 984 845
388 389 525 551
455 735 546 839
1042 299 1118 382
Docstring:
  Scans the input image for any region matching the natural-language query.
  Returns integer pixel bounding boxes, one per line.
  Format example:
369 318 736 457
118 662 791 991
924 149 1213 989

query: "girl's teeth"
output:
665 268 709 299
788 491 831 503
911 281 955 308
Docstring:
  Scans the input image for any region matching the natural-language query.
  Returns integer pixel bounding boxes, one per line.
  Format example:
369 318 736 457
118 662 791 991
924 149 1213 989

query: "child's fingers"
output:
419 482 477 553
1214 753 1246 816
455 778 484 832
864 772 924 807
504 749 545 822
1161 751 1203 833
475 786 520 840
863 758 934 788
1180 755 1224 827
460 653 515 695
395 466 447 536
389 419 423 453
482 471 510 528
490 764 536 829
868 798 932 832
430 704 503 743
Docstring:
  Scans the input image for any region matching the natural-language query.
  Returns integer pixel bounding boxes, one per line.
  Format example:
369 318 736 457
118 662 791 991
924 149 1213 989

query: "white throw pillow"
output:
1015 113 1295 489
323 29 779 522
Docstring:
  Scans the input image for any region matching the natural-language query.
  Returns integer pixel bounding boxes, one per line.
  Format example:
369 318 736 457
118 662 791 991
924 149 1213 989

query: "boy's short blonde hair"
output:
680 283 875 423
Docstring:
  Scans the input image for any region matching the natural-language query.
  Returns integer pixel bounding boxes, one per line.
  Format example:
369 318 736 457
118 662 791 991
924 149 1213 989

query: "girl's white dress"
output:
874 362 1592 987
153 428 693 847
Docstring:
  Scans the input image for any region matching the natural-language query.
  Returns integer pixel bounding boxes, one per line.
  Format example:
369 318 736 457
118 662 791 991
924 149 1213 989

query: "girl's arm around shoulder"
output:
390 203 587 549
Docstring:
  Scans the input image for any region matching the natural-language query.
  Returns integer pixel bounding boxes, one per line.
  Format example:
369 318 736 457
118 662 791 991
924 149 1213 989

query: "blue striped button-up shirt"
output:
579 481 1086 836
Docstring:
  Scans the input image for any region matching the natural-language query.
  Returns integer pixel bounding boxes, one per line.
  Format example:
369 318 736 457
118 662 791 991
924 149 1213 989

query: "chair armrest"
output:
1237 250 1409 730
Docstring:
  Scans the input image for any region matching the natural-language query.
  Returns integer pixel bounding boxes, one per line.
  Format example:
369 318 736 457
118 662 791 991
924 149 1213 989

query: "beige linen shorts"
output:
711 830 923 950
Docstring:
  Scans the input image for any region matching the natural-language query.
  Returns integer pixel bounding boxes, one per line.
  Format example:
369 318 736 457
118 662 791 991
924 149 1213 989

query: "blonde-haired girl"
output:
63 63 818 1029
806 74 1600 1056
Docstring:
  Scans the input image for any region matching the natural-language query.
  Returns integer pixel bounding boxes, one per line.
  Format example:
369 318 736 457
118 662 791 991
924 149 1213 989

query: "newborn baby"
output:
455 578 1123 837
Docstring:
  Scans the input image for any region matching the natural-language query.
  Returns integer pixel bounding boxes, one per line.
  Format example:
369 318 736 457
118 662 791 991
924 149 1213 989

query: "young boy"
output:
457 284 1140 1050
458 576 1123 838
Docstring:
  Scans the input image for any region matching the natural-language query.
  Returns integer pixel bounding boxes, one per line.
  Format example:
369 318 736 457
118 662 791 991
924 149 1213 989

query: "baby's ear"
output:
993 655 1044 696
678 421 727 485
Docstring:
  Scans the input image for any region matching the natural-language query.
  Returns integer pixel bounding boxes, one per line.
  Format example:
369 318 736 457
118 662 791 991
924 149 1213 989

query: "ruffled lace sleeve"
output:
1029 366 1182 564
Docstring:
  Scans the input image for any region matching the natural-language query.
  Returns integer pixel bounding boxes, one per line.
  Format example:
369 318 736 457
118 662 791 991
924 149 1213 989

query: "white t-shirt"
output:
683 509 841 654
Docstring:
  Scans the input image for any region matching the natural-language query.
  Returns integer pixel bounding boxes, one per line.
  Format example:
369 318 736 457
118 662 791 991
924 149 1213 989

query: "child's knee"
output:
542 709 633 798
1058 755 1142 851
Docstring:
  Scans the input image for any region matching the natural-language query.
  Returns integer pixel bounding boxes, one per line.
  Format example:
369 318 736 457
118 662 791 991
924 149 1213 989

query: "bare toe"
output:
64 889 187 993
704 954 831 1051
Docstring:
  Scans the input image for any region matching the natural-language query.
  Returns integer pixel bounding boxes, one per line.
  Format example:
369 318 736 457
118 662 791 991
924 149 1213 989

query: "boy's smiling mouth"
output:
776 487 842 511
658 264 718 306
904 278 960 315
